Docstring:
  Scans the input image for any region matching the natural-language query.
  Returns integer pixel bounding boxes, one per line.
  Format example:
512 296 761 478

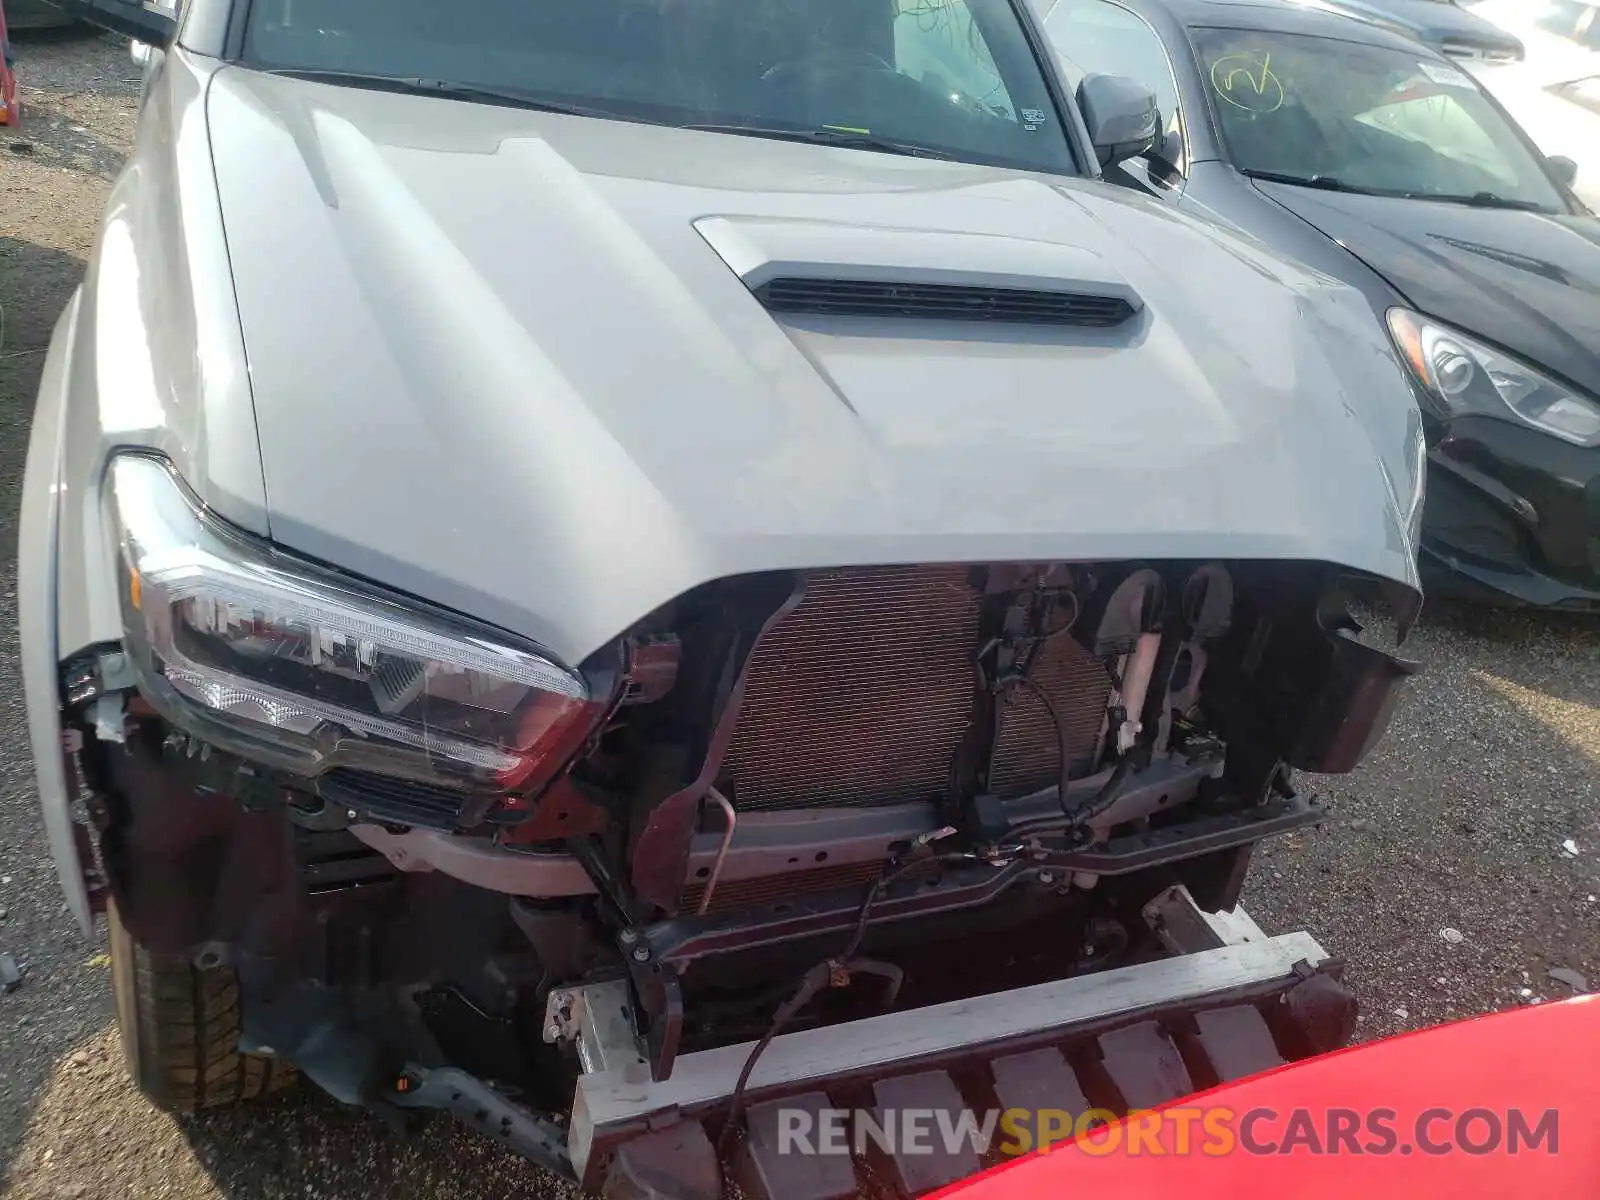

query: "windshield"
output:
1192 27 1569 210
240 0 1078 174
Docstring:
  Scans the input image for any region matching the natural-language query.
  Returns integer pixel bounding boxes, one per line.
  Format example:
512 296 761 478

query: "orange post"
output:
0 0 19 127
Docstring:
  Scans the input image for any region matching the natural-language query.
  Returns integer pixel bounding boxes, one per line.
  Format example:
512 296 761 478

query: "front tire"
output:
108 899 295 1112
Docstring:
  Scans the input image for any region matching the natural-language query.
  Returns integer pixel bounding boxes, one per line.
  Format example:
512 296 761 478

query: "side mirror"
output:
56 0 177 49
1076 73 1160 169
1548 155 1578 188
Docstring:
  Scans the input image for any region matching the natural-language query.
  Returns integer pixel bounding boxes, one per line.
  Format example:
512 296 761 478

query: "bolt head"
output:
543 1022 562 1043
618 928 638 945
1037 870 1055 885
346 809 359 822
630 945 650 963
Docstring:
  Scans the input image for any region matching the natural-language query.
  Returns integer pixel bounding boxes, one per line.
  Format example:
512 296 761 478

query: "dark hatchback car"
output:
1029 0 1600 609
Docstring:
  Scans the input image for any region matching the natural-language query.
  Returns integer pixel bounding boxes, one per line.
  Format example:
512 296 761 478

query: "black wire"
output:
838 856 931 963
985 589 1080 822
1005 757 1133 841
1010 595 1185 842
715 979 814 1156
714 854 950 1154
1011 673 1072 817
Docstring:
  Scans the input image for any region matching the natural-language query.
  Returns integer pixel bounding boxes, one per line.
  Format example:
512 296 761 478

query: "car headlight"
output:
104 454 604 790
1387 308 1600 447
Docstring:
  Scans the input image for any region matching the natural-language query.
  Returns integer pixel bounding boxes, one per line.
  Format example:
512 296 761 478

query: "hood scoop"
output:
750 276 1136 326
695 215 1143 328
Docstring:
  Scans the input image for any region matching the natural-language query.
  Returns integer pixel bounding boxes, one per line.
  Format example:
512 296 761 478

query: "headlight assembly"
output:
104 454 603 790
1387 308 1600 448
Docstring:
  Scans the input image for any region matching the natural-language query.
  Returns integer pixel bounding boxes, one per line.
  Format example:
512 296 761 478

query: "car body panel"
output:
24 6 1430 928
1322 0 1525 62
1466 0 1599 81
1251 182 1600 399
18 293 93 937
1178 162 1401 289
51 47 266 667
938 995 1600 1198
1421 412 1600 607
19 46 263 933
203 66 1423 666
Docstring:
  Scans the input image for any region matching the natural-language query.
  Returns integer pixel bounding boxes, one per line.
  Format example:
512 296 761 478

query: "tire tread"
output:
109 902 296 1113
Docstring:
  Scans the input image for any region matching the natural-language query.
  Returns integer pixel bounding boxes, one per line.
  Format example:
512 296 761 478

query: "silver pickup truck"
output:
22 0 1424 1194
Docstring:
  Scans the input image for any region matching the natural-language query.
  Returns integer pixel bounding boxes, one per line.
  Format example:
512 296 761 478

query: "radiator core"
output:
717 566 1112 812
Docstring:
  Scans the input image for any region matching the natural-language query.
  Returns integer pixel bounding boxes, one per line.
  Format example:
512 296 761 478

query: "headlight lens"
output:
1387 308 1600 447
105 454 600 789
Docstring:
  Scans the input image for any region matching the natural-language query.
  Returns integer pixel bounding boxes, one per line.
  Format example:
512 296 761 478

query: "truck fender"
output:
18 291 95 938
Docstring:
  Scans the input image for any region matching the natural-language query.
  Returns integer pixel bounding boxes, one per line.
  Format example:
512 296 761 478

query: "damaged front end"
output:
62 449 1421 1190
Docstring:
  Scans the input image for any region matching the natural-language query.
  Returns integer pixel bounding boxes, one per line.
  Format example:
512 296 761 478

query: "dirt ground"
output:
2 26 1598 1200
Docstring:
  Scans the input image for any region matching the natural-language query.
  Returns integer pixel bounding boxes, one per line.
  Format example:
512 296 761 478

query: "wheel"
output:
108 898 296 1112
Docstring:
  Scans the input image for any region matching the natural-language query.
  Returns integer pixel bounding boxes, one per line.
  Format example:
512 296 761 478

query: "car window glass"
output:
1192 26 1567 210
240 0 1077 176
1354 91 1518 190
1043 0 1186 172
893 0 1017 121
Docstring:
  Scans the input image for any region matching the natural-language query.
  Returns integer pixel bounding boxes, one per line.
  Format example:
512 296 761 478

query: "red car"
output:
941 996 1599 1199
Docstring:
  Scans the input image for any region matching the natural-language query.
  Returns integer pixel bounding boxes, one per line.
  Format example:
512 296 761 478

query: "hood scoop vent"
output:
751 276 1136 327
695 215 1143 329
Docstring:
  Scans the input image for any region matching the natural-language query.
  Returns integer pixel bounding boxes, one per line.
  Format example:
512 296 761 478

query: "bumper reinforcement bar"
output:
572 897 1349 1194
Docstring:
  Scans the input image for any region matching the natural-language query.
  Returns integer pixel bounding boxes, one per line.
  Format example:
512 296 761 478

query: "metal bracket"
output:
1141 882 1267 953
65 649 138 706
543 980 648 1077
390 1063 575 1180
90 693 128 744
627 950 685 1082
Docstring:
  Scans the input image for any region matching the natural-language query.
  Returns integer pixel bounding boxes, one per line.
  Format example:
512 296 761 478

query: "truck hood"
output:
1255 182 1600 400
205 69 1424 665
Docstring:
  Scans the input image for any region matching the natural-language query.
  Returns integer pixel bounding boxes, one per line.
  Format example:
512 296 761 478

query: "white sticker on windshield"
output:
1418 60 1472 88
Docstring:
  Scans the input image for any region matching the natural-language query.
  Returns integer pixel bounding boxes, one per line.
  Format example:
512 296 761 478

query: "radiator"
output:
717 566 1112 812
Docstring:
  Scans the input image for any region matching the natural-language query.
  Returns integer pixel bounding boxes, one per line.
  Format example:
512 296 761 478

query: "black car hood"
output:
1257 182 1600 399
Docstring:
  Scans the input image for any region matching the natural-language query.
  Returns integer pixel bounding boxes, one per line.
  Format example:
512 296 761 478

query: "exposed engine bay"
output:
69 556 1416 1152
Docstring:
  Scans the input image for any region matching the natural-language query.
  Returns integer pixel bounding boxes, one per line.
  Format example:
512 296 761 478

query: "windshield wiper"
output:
1240 169 1375 194
263 70 616 119
1411 191 1548 212
682 122 960 161
1244 169 1553 211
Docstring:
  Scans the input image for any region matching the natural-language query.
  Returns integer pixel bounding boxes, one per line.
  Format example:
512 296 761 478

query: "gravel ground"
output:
2 26 1598 1200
